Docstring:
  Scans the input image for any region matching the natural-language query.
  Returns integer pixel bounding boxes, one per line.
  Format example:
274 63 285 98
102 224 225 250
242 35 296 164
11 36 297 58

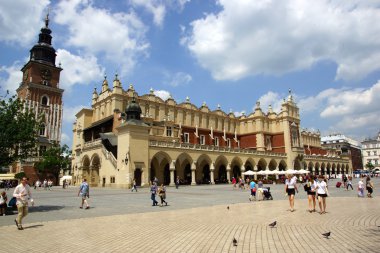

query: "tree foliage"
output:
35 144 71 185
0 93 39 166
365 162 374 170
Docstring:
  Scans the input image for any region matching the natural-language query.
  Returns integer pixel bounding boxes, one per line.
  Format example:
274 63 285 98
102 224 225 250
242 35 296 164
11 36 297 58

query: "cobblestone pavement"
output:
1 178 379 252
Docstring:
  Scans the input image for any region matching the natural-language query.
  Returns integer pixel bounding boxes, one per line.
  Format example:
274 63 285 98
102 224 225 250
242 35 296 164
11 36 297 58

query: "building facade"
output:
71 77 350 188
321 134 363 171
14 14 64 182
361 132 380 170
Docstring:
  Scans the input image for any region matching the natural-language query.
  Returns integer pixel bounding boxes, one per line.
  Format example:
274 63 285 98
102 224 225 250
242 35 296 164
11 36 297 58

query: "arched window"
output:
41 96 49 106
39 123 46 136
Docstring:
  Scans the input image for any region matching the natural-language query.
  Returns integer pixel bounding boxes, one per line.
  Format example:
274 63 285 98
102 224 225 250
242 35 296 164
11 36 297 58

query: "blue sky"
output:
1 0 380 147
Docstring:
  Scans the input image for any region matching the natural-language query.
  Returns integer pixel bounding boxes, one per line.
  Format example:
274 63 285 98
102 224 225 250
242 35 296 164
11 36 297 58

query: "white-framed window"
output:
214 137 219 146
227 138 231 148
367 151 371 156
110 176 115 183
39 123 46 136
184 132 189 143
200 135 205 145
374 151 377 156
166 126 172 137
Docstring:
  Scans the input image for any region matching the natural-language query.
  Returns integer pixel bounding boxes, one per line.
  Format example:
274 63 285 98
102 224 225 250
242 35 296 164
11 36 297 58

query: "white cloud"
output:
54 0 149 76
61 132 72 147
183 0 380 81
257 91 283 113
63 104 87 125
130 0 190 26
234 110 245 117
298 80 380 138
56 49 104 91
130 0 166 27
0 63 23 95
165 72 192 87
0 0 49 47
154 90 171 101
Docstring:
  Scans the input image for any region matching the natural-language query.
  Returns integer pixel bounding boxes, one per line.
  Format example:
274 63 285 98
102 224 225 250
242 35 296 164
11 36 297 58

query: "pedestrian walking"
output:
231 177 236 189
346 177 353 190
305 177 316 212
150 182 159 206
285 174 298 212
48 179 53 190
358 178 364 197
78 179 90 209
43 179 48 190
13 177 34 230
175 176 180 189
249 179 256 201
158 184 168 206
0 191 8 216
131 178 138 192
316 175 328 214
366 176 374 198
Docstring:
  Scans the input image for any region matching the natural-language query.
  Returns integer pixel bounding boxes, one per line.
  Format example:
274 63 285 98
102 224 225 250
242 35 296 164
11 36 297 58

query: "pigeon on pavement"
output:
269 221 277 228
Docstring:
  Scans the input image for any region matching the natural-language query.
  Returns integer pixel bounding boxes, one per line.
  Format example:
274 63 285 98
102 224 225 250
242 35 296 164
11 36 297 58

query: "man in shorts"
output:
78 179 90 209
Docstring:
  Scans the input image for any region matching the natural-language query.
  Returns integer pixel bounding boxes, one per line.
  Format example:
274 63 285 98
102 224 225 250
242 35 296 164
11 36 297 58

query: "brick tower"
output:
15 13 64 182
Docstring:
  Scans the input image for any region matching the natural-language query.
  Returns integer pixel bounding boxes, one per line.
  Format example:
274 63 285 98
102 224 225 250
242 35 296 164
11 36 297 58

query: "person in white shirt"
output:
285 174 298 212
316 176 328 214
358 178 364 197
13 177 34 230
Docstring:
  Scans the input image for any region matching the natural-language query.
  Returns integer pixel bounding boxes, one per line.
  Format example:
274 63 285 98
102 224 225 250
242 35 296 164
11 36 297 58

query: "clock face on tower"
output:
40 69 52 81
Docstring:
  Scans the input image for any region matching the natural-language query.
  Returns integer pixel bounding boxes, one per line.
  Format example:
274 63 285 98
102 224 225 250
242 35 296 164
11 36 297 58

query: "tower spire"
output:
45 9 50 28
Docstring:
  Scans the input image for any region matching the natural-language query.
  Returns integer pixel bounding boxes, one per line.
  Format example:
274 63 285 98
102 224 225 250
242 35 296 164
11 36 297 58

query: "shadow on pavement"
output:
29 205 65 213
23 224 44 229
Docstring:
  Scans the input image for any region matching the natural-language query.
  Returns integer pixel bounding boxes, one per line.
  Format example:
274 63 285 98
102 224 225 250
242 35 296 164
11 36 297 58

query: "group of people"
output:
33 179 53 190
150 181 168 207
357 176 374 198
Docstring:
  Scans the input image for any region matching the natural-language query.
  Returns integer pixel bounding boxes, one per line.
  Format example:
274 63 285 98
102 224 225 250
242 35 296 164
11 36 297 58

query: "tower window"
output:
41 96 49 106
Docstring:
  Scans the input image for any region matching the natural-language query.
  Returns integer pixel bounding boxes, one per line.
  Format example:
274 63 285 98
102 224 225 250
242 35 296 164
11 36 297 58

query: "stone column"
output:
275 166 279 180
210 162 215 184
254 165 258 180
226 163 231 183
169 160 175 186
240 164 245 179
191 162 196 185
141 168 146 187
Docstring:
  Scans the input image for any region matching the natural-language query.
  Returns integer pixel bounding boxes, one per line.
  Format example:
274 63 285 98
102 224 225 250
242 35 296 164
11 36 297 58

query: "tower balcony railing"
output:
149 140 287 157
83 139 102 149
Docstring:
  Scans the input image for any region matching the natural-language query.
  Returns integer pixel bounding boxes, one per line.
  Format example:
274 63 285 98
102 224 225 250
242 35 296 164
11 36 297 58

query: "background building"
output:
321 134 363 172
361 132 380 170
14 15 64 183
71 79 350 188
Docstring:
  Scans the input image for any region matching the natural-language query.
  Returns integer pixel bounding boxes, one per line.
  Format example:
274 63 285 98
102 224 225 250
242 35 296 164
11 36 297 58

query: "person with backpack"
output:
78 179 90 209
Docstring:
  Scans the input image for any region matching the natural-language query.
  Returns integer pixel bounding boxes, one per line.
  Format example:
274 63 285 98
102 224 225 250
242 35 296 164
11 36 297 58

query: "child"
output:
0 191 8 216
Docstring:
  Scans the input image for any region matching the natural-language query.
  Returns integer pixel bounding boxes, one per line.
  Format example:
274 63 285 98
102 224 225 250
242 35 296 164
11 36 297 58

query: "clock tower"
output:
15 13 64 179
12 14 63 182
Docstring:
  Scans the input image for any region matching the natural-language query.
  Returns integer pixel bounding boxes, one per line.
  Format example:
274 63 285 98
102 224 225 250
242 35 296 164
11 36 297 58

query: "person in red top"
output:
231 177 236 189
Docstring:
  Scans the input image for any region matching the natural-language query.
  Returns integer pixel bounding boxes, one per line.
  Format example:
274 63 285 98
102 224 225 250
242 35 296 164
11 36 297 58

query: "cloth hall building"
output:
71 78 351 187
